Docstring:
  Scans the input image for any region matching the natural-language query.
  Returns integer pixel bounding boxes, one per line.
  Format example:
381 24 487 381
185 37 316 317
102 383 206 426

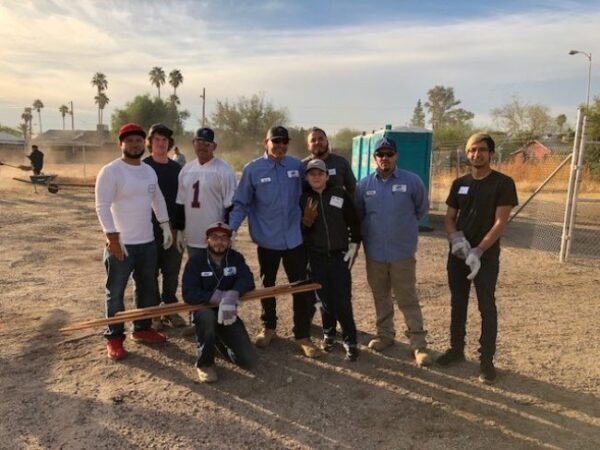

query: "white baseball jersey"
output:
95 159 169 245
176 157 237 248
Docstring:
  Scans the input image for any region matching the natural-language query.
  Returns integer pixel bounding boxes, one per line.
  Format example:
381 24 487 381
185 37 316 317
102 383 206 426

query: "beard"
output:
208 245 228 256
311 145 328 157
123 149 144 159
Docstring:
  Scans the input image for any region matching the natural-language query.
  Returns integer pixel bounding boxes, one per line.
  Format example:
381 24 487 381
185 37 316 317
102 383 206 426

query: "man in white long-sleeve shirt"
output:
95 123 174 360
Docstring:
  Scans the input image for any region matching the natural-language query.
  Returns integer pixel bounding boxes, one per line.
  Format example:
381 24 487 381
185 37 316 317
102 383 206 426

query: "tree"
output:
424 86 473 129
149 67 166 98
556 114 567 134
21 107 33 140
32 99 44 134
583 96 600 181
94 93 110 126
491 96 555 138
58 105 70 130
410 99 426 128
111 94 189 137
168 69 183 95
91 72 108 93
210 93 289 149
330 128 362 161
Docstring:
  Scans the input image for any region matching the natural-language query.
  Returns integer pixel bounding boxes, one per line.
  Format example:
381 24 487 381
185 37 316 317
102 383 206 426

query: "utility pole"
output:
69 101 74 130
199 88 206 127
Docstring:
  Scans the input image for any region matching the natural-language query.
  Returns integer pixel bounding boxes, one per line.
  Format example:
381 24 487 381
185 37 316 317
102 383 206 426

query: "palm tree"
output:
149 66 166 98
32 99 44 134
168 69 183 96
94 92 110 126
58 105 70 129
91 72 108 93
21 107 33 141
168 94 180 106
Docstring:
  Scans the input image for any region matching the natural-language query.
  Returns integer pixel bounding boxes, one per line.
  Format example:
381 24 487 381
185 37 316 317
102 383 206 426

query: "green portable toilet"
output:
352 124 433 226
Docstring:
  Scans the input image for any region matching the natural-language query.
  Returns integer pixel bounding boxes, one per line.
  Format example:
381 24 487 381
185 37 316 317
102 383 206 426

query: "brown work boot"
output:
196 366 218 383
414 348 433 367
296 338 325 358
255 328 276 348
367 336 394 352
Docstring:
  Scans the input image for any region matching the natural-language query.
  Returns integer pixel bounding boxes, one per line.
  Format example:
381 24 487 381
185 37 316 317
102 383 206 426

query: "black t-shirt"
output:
143 156 181 237
446 170 518 256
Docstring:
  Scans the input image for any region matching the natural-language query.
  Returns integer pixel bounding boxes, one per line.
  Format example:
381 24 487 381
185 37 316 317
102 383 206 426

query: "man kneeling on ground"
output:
182 222 257 383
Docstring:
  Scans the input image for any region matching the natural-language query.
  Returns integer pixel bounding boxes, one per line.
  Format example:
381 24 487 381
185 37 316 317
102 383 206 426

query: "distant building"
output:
31 128 114 162
0 132 26 164
510 140 552 163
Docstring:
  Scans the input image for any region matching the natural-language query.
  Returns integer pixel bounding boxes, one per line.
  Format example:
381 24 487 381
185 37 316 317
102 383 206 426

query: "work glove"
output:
209 289 224 306
107 233 128 261
302 197 318 227
159 222 173 250
176 230 186 253
217 290 239 326
343 243 359 269
449 231 471 259
465 247 483 280
231 230 238 250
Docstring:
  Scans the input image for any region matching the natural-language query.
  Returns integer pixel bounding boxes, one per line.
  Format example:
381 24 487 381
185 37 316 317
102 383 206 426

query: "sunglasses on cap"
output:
270 138 290 145
375 151 396 158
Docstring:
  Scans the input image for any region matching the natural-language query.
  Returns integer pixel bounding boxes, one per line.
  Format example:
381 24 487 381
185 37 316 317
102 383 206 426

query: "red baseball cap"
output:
206 221 232 237
118 123 146 141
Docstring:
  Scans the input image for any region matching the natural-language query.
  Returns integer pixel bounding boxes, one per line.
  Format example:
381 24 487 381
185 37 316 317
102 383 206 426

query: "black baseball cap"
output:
266 126 289 141
148 123 173 138
194 127 215 143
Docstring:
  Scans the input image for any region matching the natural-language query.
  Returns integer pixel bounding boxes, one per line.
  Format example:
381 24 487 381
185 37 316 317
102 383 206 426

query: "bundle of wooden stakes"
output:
60 281 321 332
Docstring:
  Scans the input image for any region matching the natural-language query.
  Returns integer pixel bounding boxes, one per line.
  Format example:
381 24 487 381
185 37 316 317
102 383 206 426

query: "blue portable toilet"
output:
352 124 433 226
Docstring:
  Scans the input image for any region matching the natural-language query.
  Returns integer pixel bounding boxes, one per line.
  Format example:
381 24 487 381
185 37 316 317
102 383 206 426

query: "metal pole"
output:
201 87 206 127
70 101 74 130
586 53 592 112
560 108 582 262
565 115 588 259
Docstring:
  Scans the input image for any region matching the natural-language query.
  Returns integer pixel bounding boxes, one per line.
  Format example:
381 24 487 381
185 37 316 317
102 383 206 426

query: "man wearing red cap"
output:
95 123 173 360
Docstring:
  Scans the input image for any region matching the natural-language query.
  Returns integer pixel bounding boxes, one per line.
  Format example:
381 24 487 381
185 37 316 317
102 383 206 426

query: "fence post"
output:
565 115 588 259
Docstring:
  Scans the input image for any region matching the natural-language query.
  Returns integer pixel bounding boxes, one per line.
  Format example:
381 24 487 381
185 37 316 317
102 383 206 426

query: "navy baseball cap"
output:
194 127 215 143
266 126 289 141
374 137 397 153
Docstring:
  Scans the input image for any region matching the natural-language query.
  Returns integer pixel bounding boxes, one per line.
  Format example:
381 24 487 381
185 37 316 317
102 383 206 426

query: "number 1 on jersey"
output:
191 180 201 208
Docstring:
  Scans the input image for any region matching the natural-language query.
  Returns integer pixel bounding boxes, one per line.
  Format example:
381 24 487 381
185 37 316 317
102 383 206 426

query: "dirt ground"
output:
0 167 599 450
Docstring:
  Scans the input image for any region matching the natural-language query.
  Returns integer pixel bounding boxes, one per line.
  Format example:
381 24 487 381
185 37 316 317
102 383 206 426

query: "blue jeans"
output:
154 241 183 304
103 241 158 339
192 309 257 368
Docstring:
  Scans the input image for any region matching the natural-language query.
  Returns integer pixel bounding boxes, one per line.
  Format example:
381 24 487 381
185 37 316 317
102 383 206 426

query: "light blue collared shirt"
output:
355 168 428 262
229 153 304 250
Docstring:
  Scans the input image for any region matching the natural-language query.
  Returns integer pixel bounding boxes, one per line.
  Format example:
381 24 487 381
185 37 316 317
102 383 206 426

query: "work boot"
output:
131 328 167 343
197 366 218 383
414 348 433 367
479 359 497 384
164 314 187 328
106 337 127 360
367 336 394 352
322 336 335 353
255 328 276 348
436 348 466 366
296 338 325 358
344 344 359 362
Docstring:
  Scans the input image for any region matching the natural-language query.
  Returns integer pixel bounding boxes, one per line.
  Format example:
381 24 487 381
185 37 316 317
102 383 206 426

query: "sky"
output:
1 0 599 134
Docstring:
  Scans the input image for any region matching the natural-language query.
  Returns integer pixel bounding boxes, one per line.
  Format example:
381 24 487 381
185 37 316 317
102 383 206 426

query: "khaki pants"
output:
366 257 427 350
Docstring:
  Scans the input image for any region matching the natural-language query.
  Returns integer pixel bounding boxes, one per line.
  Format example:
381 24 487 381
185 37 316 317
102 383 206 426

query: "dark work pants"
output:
257 244 315 340
309 251 357 345
447 252 499 360
154 240 183 304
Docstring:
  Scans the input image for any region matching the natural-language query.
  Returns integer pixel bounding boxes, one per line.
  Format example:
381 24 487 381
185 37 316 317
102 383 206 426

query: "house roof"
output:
510 140 552 156
32 129 107 147
0 132 25 145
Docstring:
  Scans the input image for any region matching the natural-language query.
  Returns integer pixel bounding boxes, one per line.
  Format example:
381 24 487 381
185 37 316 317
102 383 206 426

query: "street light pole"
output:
199 87 206 127
569 49 592 111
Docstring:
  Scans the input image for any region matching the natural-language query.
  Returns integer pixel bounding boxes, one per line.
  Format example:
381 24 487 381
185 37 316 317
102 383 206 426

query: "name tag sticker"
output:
366 190 376 197
260 177 272 183
329 195 344 208
223 266 237 276
458 186 469 194
392 184 407 193
148 183 156 193
201 271 213 277
328 168 337 176
287 170 299 178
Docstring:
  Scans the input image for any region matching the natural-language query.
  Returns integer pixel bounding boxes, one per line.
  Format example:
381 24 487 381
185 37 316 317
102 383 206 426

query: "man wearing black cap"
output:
229 125 323 358
27 145 44 175
176 127 236 258
302 127 356 196
95 123 173 360
355 137 432 367
143 123 186 329
182 221 257 383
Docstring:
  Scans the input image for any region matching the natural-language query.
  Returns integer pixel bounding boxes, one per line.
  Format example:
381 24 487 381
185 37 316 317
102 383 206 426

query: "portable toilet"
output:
352 124 433 226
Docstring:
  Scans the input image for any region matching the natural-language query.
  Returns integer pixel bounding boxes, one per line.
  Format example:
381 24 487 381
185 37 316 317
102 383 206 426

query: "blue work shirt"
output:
229 153 304 250
355 168 428 262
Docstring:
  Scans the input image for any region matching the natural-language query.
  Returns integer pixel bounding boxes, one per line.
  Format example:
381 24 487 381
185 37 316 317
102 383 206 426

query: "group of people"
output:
95 122 517 385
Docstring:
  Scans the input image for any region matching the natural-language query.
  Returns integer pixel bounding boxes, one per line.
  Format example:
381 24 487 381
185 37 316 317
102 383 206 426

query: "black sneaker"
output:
436 348 465 366
479 360 496 384
344 344 359 362
322 337 335 352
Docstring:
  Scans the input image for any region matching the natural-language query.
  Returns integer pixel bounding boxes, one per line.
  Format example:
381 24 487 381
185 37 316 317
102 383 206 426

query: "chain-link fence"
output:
429 145 600 261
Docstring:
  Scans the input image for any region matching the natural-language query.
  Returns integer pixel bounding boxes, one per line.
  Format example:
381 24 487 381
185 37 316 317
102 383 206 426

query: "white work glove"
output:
176 230 186 253
107 233 128 261
449 231 471 259
209 289 224 306
217 290 239 326
465 247 483 280
159 222 173 250
343 243 359 269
